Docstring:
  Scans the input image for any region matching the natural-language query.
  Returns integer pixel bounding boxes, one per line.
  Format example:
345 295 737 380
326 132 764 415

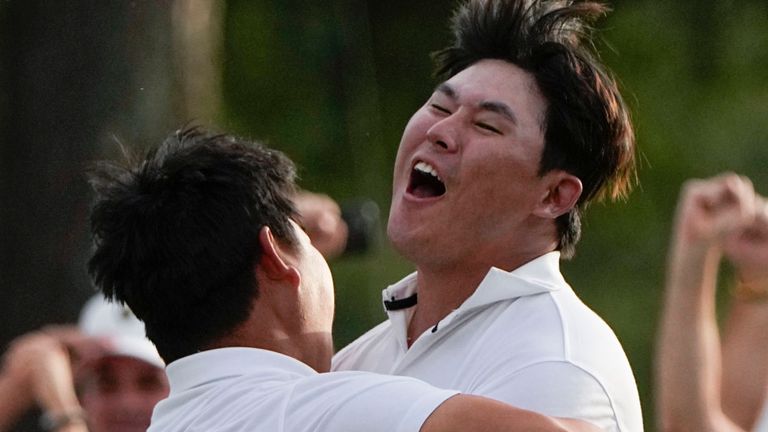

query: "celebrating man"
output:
86 126 599 431
333 1 643 431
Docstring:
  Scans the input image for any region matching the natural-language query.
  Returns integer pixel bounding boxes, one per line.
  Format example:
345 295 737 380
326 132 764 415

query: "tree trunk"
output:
0 1 221 429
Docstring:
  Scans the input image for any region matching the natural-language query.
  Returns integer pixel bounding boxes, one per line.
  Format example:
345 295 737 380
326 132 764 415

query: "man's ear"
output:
533 173 583 219
258 226 300 287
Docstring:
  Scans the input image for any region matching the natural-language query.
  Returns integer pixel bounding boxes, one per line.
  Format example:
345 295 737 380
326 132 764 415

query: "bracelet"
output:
732 278 768 303
39 409 87 431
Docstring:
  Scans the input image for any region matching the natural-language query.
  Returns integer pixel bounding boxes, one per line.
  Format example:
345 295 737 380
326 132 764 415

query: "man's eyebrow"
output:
435 83 517 124
479 100 517 124
435 83 457 100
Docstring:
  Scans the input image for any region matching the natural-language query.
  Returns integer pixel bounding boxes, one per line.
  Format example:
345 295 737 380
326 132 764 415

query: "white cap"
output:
78 294 164 369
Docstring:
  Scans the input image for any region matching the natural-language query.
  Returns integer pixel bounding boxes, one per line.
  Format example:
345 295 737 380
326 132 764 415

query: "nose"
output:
426 114 460 153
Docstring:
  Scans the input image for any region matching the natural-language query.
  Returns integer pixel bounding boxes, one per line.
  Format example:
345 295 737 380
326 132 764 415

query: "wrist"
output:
668 240 721 278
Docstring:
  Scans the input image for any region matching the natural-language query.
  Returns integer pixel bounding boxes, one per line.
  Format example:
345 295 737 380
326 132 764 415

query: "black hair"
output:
434 0 636 258
88 126 298 363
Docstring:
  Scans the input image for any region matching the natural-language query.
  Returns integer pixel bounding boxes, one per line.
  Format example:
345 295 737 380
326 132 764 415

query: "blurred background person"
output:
0 188 350 432
0 295 168 432
294 191 349 260
656 174 768 432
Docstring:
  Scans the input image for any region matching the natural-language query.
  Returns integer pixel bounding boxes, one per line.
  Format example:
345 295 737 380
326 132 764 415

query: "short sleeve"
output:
473 361 619 432
284 371 459 432
754 402 768 432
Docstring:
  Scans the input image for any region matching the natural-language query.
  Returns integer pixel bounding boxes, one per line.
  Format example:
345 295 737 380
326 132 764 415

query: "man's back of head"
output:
87 127 299 364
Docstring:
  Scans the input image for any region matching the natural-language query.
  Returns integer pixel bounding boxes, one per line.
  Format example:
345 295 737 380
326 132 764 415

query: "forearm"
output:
656 243 735 432
421 394 601 432
0 373 35 431
1 332 88 432
721 293 768 430
33 362 87 432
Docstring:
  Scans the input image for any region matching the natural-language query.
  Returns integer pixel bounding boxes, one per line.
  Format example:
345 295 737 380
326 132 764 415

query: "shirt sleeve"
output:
754 402 768 432
284 371 459 432
472 361 619 432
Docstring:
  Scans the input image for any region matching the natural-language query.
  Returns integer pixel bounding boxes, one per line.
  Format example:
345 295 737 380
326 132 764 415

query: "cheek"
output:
460 153 541 209
394 112 432 167
140 392 164 411
80 392 111 421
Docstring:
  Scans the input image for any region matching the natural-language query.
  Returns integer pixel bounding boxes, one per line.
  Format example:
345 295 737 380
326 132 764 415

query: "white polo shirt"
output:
756 402 768 432
333 252 643 432
149 347 458 432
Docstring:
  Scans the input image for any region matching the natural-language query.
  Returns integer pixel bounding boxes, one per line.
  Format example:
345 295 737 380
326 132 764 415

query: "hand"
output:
673 174 757 251
724 196 768 284
294 191 348 259
38 325 111 370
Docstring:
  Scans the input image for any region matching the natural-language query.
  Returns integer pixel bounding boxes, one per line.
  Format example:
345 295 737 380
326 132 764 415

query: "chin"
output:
386 225 426 264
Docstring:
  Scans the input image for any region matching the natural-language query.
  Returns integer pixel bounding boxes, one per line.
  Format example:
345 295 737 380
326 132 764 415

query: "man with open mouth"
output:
86 126 605 432
333 1 643 431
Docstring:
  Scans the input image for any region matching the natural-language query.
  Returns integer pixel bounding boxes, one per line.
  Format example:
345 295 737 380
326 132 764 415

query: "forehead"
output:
87 356 162 378
442 59 546 125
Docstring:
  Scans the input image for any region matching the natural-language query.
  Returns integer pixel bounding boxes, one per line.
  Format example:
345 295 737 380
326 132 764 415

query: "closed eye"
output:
476 122 502 134
430 104 451 115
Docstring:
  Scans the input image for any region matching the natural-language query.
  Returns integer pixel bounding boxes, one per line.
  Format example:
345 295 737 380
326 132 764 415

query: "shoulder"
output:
496 283 627 361
487 291 643 432
285 371 459 432
542 287 630 365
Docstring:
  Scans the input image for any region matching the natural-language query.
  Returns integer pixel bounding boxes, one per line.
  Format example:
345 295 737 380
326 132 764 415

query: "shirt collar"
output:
165 347 317 394
381 251 564 313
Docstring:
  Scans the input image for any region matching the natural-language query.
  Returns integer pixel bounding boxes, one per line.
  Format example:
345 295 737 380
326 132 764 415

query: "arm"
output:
0 352 35 431
0 332 88 432
288 371 601 432
656 174 757 432
421 394 600 432
721 197 768 429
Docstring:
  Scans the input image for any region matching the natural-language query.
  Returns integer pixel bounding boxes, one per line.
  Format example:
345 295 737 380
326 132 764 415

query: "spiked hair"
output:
434 0 635 258
88 127 298 363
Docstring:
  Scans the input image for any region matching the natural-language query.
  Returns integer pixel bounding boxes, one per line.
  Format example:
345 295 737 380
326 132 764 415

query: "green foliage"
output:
223 1 768 430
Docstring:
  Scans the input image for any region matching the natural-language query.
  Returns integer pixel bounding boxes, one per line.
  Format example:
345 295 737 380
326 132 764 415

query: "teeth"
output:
414 161 442 182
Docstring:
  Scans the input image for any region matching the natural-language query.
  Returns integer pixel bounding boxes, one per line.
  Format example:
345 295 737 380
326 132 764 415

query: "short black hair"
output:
434 0 636 258
88 126 298 363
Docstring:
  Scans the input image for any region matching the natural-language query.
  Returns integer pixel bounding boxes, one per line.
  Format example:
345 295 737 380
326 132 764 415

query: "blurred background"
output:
0 0 766 430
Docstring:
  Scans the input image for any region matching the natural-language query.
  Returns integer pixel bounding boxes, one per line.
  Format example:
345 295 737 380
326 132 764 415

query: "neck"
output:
406 248 552 345
406 268 485 345
209 315 334 373
261 332 334 372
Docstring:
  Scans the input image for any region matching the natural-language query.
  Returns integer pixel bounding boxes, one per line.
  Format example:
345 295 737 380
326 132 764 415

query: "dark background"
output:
1 1 766 430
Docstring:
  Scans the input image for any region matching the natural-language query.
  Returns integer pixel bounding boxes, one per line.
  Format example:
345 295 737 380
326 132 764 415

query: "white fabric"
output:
78 294 164 368
333 252 643 432
755 401 768 432
149 347 458 432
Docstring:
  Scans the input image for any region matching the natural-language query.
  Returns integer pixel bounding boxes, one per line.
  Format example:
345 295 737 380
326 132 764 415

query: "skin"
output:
0 328 168 432
213 220 335 373
80 357 168 432
294 191 348 260
387 59 582 343
421 394 601 432
0 332 85 432
232 222 600 431
656 173 768 432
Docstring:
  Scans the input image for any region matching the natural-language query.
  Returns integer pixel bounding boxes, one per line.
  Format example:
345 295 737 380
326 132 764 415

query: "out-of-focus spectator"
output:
657 173 768 432
294 191 349 260
0 295 168 432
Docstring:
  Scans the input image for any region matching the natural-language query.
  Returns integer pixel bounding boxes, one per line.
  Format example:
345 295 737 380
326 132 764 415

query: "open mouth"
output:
407 161 446 198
